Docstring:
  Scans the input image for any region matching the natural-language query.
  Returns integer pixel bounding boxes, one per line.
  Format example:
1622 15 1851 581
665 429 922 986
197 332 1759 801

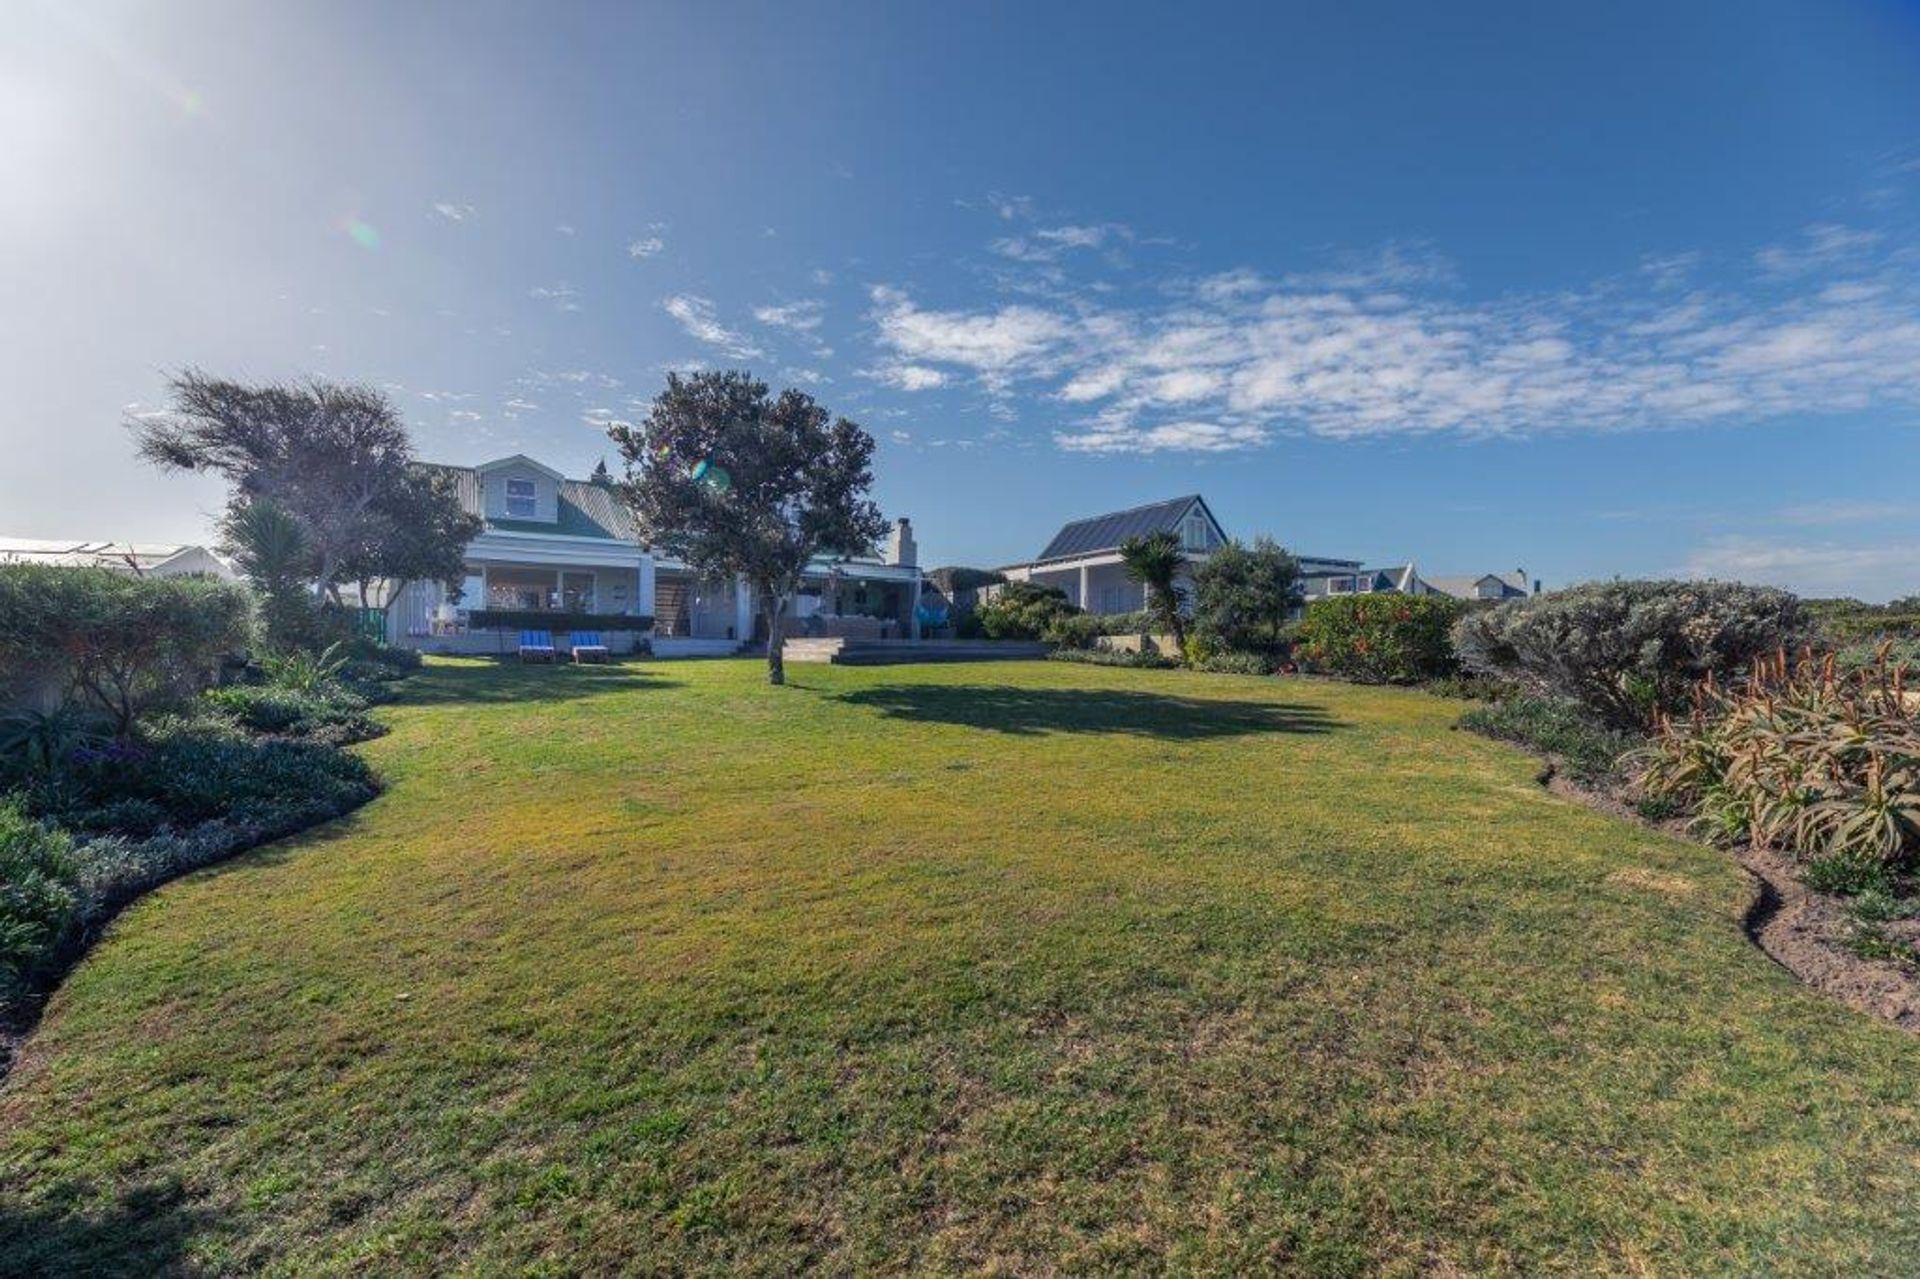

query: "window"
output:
504 477 537 518
562 571 595 612
1181 513 1211 551
487 567 558 609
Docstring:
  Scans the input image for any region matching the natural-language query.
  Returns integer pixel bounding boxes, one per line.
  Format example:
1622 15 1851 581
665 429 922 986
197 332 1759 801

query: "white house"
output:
0 537 234 578
997 494 1368 617
1424 570 1536 602
387 454 923 656
997 495 1230 614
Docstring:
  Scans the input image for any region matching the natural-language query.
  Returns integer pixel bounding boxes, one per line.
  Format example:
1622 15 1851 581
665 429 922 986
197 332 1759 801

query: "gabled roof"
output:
474 453 565 481
420 463 637 541
1358 563 1419 593
1425 571 1531 600
1033 494 1222 562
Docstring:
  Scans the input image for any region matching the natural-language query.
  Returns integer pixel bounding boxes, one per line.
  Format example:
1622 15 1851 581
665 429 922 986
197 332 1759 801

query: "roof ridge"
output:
1056 493 1200 527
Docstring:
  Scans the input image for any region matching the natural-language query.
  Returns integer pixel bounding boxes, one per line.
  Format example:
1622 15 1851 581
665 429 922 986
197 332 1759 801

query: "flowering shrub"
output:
1296 595 1463 684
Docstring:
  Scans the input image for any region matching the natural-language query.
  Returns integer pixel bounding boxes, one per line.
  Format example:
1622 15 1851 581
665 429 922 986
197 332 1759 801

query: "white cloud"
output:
991 222 1131 262
753 299 825 332
1682 535 1920 601
868 364 949 391
868 286 1070 388
1779 499 1915 525
628 236 665 258
530 284 581 312
432 201 476 222
1055 420 1270 453
862 220 1920 452
555 224 576 236
662 294 764 360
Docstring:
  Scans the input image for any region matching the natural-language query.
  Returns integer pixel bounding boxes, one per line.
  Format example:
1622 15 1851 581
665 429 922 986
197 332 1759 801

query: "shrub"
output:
1452 579 1806 731
1192 537 1300 653
0 803 78 1008
1046 647 1179 669
0 565 254 736
976 581 1078 641
202 685 380 743
1459 696 1641 787
1296 595 1464 684
258 641 350 694
1192 651 1274 676
1042 611 1155 650
1632 646 1918 869
1424 674 1514 702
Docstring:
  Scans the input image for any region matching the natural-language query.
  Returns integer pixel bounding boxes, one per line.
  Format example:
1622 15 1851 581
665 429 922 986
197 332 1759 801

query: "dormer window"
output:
504 478 536 518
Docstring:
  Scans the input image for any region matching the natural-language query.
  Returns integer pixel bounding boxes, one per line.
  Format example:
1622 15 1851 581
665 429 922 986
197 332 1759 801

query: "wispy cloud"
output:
1778 499 1916 525
991 222 1131 263
1683 535 1920 601
662 294 764 360
753 299 826 333
628 236 665 259
529 283 582 313
432 201 476 222
864 222 1920 453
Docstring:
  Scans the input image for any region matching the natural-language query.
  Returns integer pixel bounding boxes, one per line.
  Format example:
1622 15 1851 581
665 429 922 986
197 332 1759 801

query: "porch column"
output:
637 555 655 618
733 574 753 642
1078 563 1091 612
909 573 923 640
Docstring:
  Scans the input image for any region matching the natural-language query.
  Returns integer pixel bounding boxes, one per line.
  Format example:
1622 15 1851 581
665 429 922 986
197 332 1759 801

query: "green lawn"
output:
3 659 1918 1274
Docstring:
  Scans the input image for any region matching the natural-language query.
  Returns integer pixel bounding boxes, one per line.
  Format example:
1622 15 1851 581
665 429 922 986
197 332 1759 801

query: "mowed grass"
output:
3 659 1919 1275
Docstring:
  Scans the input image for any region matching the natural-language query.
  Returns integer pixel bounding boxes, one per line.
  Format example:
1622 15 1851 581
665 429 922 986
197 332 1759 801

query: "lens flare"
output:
344 218 381 250
696 461 731 492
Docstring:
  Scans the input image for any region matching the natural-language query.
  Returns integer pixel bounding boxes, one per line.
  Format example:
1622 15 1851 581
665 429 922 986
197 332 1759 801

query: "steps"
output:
783 638 1050 665
653 637 746 659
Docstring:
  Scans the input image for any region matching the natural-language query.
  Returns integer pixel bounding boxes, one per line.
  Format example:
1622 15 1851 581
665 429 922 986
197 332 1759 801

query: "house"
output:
997 495 1231 614
1423 570 1536 602
387 454 924 655
0 537 234 578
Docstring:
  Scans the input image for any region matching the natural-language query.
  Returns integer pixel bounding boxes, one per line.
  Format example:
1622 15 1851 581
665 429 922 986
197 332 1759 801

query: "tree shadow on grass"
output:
0 1181 219 1278
391 659 683 708
828 683 1341 739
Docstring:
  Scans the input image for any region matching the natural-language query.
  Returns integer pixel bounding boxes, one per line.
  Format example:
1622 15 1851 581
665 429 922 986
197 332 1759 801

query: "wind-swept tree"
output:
133 372 416 603
135 373 477 641
1119 531 1189 659
608 370 887 685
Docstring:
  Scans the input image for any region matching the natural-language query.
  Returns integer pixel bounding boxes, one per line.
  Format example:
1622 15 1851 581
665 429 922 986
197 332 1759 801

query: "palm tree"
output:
221 499 316 647
1118 531 1188 660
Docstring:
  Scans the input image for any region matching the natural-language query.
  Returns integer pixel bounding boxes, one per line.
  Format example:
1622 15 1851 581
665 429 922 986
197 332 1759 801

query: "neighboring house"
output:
0 537 234 578
389 454 923 655
1298 560 1425 601
1424 570 1536 602
997 495 1232 615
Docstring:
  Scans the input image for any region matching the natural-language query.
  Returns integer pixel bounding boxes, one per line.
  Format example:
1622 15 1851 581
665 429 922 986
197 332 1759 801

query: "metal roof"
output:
1034 494 1212 561
421 463 637 541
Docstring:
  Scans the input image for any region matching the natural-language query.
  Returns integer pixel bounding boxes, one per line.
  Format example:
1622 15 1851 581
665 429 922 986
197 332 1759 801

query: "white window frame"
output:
504 477 537 518
1181 513 1210 552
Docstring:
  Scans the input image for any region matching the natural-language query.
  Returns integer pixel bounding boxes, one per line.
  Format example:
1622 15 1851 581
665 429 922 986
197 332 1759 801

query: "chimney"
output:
886 516 917 567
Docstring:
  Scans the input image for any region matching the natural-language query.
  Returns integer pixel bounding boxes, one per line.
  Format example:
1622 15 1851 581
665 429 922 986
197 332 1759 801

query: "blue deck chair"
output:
569 630 610 663
518 629 556 662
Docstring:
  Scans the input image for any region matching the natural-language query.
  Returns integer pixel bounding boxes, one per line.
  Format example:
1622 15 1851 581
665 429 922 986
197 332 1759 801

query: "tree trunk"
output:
763 585 788 686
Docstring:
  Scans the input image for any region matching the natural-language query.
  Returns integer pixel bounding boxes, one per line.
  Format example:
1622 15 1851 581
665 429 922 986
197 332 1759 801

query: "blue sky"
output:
4 1 1920 597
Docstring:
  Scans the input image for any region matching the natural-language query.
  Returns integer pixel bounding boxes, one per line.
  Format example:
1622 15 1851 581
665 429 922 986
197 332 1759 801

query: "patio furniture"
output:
519 629 557 662
568 630 610 663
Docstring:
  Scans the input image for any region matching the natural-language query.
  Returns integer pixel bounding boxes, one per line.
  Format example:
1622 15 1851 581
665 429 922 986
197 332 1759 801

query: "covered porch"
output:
391 557 654 655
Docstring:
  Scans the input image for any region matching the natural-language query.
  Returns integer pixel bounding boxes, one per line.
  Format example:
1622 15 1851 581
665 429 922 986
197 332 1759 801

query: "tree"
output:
133 373 418 603
1192 537 1300 651
608 371 888 685
336 468 483 616
1119 531 1189 658
221 499 317 648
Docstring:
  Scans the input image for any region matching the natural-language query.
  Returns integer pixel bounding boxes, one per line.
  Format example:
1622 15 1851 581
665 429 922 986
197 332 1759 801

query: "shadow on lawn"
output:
392 660 682 708
830 683 1340 738
0 1181 218 1278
